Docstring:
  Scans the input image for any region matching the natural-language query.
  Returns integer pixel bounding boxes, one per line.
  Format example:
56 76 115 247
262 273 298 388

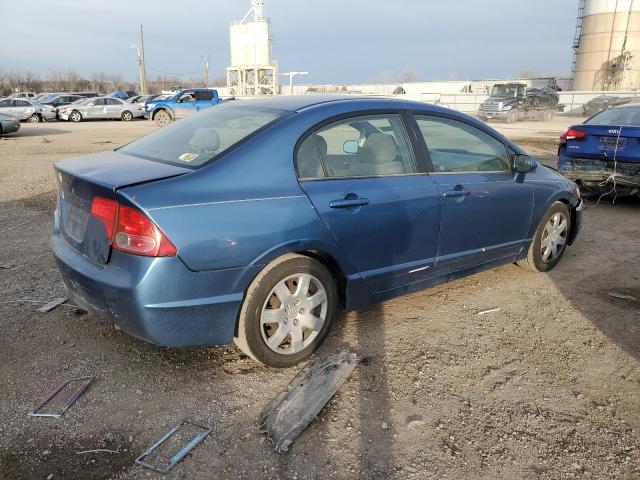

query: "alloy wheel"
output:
260 273 328 355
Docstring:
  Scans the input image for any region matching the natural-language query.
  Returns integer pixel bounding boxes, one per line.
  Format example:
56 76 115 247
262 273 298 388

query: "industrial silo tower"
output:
572 0 640 91
227 0 277 95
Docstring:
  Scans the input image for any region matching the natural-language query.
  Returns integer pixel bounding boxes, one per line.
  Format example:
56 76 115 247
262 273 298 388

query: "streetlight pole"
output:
130 44 144 95
139 25 147 94
280 71 309 95
203 53 209 88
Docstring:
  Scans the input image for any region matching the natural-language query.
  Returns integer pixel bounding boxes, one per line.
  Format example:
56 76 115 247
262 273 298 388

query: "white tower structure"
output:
572 0 640 91
227 0 277 95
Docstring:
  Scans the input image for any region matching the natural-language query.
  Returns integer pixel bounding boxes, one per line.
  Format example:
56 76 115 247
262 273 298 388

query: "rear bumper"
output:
52 226 260 347
558 154 640 188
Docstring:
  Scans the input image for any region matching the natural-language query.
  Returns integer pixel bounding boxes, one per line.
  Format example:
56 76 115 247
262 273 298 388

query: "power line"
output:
146 65 204 76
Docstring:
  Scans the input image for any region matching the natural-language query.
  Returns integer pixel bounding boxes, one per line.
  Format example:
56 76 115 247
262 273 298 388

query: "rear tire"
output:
234 254 337 367
517 202 571 272
27 113 41 123
121 110 133 122
154 110 171 127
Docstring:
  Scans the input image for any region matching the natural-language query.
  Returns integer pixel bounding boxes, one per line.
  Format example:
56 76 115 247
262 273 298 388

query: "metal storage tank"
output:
229 19 272 66
573 0 640 90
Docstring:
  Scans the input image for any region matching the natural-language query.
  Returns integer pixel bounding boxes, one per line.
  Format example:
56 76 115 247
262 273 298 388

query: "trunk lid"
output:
565 124 640 164
55 150 191 264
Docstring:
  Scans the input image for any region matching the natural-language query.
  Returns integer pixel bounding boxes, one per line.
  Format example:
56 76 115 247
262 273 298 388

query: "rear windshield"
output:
586 106 640 126
120 104 287 167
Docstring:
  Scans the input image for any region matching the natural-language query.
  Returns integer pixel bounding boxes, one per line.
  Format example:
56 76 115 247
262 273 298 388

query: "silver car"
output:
0 98 56 123
58 97 144 122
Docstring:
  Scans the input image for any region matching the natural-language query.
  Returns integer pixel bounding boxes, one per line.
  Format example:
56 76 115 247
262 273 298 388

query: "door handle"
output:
329 197 369 209
442 189 470 198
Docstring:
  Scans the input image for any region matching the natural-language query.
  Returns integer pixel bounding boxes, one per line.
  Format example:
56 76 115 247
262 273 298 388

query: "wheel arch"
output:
152 107 173 120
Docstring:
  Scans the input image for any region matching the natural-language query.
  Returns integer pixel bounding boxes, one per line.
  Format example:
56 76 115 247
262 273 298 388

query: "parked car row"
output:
0 89 223 126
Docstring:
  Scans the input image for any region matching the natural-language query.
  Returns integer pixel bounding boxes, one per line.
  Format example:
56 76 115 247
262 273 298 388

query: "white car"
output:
0 98 56 123
58 97 144 122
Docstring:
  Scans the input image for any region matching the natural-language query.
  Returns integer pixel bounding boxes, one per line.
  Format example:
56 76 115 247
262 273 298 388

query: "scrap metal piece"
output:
38 297 68 313
608 292 637 301
260 350 361 454
478 307 501 316
135 419 212 474
27 376 94 418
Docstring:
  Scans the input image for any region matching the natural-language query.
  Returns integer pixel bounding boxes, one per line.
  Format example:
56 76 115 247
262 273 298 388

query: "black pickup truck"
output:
478 83 563 123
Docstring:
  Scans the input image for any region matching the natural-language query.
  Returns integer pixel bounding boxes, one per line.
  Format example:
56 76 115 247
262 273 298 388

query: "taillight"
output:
90 197 117 239
560 128 587 142
89 197 176 257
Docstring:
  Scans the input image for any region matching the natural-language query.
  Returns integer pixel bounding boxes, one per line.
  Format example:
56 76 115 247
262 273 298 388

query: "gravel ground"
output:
1 117 639 480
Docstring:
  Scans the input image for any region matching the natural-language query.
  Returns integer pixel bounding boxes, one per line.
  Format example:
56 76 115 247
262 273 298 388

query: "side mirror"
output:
513 154 538 174
343 140 359 154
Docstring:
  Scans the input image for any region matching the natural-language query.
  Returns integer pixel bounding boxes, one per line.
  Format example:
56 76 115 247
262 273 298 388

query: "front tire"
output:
154 110 171 127
27 113 41 123
517 202 571 272
235 254 337 367
506 110 518 124
121 110 133 121
69 110 82 122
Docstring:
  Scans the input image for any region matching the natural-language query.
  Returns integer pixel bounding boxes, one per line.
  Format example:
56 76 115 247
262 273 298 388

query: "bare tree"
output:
398 69 419 83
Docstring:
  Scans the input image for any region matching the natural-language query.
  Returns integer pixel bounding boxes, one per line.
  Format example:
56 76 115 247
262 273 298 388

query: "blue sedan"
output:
558 105 640 197
52 96 582 367
0 112 21 135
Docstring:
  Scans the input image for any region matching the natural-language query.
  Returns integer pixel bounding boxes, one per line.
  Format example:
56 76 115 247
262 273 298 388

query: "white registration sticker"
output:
178 152 199 163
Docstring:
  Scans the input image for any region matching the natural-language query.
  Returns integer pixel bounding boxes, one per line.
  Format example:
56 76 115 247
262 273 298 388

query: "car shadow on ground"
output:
8 126 71 137
546 195 640 360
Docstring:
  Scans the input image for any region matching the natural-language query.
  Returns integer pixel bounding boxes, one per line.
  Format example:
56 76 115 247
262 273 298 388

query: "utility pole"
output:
203 53 210 87
139 25 147 95
280 71 309 95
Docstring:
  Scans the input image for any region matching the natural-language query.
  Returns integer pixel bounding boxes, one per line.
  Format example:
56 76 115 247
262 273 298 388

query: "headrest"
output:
358 133 397 164
189 128 220 152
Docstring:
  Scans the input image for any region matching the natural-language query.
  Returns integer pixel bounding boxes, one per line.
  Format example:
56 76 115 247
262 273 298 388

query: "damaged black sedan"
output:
559 105 640 198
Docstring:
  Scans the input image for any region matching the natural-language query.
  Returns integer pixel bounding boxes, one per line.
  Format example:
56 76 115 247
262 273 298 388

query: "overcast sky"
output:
1 0 578 84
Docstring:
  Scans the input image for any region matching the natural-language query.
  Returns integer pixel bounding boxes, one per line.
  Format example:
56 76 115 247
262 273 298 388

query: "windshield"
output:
491 85 520 98
119 104 288 168
585 106 640 126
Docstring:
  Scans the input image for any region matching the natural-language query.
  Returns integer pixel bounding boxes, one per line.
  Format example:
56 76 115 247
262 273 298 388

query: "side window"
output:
296 135 326 179
415 115 511 172
0 99 11 107
177 92 195 103
93 98 106 106
196 90 214 101
298 113 416 179
106 98 121 105
14 100 31 107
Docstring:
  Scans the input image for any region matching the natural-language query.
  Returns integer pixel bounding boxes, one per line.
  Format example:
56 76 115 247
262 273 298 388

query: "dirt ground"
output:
1 116 639 480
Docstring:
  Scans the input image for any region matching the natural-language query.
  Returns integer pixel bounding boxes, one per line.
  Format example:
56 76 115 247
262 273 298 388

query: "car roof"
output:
609 102 640 110
232 94 440 113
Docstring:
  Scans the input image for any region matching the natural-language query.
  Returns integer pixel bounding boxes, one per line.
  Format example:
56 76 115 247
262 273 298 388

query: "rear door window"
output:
14 100 31 107
196 90 214 101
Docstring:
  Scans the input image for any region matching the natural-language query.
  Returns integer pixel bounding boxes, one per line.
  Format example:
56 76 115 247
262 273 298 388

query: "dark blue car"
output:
144 88 222 126
558 105 640 198
52 96 582 367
